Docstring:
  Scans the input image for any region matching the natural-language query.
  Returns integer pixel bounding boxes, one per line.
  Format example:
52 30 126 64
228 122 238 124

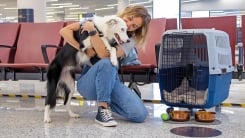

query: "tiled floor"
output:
0 79 245 138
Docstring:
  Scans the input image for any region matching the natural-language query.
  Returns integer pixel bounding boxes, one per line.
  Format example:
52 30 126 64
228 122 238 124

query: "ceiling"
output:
0 0 153 22
0 0 244 22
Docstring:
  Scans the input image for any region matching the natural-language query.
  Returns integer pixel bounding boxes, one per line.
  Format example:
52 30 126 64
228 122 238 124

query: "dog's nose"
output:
126 39 130 43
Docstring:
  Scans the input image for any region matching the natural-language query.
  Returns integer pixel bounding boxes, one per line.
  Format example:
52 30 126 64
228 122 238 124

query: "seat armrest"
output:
155 43 161 66
41 44 61 64
0 45 16 64
0 45 16 50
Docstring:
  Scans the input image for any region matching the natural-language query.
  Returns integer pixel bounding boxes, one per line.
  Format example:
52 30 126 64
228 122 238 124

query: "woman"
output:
60 5 151 127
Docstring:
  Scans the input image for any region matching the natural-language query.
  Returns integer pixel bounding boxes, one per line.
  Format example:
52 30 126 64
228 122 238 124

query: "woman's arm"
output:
59 22 81 50
80 21 110 58
59 21 107 58
60 21 126 58
89 34 110 58
82 21 129 58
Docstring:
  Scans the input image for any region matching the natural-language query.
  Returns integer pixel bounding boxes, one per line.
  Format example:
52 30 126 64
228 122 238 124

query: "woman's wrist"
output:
88 30 97 36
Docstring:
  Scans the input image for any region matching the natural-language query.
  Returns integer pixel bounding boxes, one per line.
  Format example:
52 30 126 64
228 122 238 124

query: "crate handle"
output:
221 68 227 74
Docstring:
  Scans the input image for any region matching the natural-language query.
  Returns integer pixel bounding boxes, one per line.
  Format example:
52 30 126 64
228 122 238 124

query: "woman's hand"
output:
81 21 109 58
81 21 96 32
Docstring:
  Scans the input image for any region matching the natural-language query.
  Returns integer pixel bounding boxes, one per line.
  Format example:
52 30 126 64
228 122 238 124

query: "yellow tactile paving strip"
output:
1 92 244 108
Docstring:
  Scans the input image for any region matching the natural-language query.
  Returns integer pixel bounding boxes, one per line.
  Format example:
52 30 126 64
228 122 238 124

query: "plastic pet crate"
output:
158 29 234 109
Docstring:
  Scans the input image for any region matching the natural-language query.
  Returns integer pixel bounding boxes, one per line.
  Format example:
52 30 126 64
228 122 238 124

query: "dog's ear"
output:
106 19 118 26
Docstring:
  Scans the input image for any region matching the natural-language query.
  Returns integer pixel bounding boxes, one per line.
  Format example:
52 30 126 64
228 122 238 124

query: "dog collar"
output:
94 25 104 37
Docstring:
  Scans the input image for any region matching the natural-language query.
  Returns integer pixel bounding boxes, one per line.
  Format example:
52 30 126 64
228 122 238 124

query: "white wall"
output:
182 0 245 11
153 0 179 18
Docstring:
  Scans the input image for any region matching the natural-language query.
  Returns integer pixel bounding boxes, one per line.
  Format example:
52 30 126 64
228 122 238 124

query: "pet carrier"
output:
158 29 234 109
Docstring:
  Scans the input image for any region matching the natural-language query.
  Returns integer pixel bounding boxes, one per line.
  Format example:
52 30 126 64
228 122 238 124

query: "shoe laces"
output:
100 108 114 121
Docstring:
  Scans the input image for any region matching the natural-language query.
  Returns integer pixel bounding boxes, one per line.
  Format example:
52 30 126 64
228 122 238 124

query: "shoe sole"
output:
95 119 117 127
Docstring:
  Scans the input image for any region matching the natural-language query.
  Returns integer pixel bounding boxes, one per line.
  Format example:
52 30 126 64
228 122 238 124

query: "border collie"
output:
44 15 129 123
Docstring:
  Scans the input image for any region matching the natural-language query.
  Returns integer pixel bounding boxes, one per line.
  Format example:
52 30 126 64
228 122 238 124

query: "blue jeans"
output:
76 58 148 123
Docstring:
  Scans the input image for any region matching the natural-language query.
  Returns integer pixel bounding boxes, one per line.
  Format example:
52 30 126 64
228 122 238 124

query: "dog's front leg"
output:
44 105 52 123
110 47 118 66
101 38 118 66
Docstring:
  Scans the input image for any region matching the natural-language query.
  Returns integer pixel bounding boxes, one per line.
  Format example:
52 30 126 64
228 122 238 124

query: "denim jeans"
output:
76 58 148 122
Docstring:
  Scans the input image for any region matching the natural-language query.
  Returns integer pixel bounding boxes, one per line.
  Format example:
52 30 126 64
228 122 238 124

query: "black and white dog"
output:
44 15 129 123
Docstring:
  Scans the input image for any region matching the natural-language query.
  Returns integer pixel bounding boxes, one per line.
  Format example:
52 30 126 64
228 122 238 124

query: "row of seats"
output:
0 15 243 84
0 18 165 82
0 22 65 80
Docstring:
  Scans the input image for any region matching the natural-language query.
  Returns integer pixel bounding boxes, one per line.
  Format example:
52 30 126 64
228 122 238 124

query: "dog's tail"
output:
45 62 62 109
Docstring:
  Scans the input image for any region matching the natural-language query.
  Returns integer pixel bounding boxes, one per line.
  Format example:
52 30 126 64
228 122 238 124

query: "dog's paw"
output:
111 59 118 66
44 105 52 123
44 116 51 123
110 56 118 66
69 112 80 118
110 47 118 66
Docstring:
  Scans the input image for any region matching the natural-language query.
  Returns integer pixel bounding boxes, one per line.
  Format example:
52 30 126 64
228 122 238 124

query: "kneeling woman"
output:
59 5 151 127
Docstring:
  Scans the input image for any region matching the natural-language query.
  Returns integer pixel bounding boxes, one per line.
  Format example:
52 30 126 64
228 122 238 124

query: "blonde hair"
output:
118 5 151 49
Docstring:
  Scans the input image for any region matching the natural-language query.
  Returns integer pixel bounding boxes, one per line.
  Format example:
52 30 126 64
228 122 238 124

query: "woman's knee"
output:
97 58 117 73
127 107 148 123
